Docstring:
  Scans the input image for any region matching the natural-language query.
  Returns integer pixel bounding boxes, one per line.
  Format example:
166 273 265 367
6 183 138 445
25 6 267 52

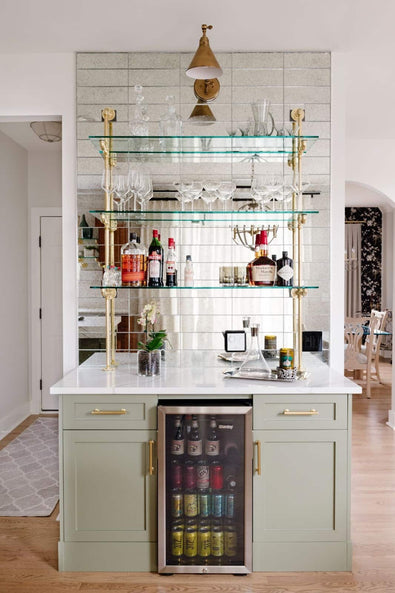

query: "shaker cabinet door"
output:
253 429 348 543
63 430 157 542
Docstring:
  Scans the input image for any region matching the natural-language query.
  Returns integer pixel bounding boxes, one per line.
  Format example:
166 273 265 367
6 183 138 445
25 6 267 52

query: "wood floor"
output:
1 368 395 593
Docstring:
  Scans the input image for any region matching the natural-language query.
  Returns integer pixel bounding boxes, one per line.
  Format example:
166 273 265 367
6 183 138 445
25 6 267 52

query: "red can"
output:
210 463 223 490
170 459 183 489
184 461 197 489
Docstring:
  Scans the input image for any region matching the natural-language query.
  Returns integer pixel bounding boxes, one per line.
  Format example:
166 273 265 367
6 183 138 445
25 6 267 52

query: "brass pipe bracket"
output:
101 288 117 299
291 288 307 299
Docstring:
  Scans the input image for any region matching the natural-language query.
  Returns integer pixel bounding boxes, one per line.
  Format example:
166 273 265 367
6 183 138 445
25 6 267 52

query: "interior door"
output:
41 216 62 410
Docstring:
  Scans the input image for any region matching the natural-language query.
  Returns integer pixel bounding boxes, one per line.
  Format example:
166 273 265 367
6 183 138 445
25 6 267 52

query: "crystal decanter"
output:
239 324 271 377
129 84 149 136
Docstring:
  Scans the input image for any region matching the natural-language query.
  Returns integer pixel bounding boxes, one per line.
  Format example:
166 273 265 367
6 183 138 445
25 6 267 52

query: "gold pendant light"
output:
186 24 223 79
188 100 216 125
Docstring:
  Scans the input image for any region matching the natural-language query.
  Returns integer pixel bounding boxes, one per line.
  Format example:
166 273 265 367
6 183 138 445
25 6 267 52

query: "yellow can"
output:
279 347 294 369
198 527 211 558
184 526 198 558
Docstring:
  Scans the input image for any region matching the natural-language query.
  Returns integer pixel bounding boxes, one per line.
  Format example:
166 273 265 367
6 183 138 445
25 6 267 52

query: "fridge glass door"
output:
158 405 252 574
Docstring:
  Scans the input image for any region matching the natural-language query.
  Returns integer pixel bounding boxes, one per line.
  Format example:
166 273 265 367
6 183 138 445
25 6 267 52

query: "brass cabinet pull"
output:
254 440 261 475
283 408 319 416
149 440 155 476
90 408 127 415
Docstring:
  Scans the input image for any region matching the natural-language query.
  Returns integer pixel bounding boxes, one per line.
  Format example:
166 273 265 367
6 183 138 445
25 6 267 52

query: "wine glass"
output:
136 172 153 211
113 174 129 211
217 181 236 211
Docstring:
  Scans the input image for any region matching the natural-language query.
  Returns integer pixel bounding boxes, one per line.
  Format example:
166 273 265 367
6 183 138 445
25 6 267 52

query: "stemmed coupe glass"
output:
217 181 236 211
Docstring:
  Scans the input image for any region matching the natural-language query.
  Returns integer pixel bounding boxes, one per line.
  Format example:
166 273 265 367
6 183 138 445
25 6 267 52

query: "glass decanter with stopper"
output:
129 85 149 136
159 95 182 151
239 323 271 377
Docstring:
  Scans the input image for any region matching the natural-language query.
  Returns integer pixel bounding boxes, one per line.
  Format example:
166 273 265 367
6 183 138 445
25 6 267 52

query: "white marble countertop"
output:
51 352 361 396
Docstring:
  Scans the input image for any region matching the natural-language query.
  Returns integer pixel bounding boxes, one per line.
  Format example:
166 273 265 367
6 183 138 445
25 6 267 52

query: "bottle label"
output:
121 254 145 283
148 253 161 280
188 440 202 456
171 439 184 455
205 440 220 456
277 264 294 281
166 261 176 274
197 464 210 488
252 265 276 282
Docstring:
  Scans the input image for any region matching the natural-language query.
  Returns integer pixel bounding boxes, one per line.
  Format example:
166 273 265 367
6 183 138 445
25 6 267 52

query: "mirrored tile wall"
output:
76 52 330 362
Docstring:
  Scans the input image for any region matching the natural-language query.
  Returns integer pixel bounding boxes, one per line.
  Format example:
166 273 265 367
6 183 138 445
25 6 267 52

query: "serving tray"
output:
223 368 307 382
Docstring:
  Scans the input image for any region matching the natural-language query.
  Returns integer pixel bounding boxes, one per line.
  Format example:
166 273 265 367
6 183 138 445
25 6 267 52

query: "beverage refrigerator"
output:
158 403 252 574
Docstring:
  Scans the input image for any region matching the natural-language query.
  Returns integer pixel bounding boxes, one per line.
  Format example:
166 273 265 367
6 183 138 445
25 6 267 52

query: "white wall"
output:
28 150 62 208
0 53 77 375
0 131 29 436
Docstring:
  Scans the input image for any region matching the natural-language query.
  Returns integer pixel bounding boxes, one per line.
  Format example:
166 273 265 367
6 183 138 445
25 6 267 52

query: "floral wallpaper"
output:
345 207 382 314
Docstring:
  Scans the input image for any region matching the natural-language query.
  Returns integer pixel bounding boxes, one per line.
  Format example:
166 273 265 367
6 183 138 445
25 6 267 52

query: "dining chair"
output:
360 309 389 385
344 314 382 398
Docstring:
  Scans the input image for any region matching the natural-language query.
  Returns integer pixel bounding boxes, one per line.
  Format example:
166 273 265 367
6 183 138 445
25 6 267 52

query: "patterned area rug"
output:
0 417 58 516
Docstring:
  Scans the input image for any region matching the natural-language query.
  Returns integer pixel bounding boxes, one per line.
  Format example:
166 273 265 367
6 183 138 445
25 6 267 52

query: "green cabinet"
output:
59 395 158 571
252 394 352 571
63 430 156 542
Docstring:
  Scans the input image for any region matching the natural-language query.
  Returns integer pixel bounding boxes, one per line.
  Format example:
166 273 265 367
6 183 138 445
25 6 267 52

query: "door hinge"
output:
40 379 43 391
39 236 41 248
39 308 42 319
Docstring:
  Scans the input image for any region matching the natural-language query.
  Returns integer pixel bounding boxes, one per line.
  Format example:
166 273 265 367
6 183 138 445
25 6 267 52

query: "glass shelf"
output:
90 209 318 224
89 135 318 162
92 284 319 290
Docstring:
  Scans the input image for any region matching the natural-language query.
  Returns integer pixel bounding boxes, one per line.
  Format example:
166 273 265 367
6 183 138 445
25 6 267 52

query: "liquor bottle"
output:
136 235 147 286
170 415 184 456
147 229 162 287
79 213 93 239
158 233 164 286
250 230 276 286
271 254 277 285
247 233 261 284
121 232 145 286
205 416 220 457
276 250 294 286
184 255 194 286
166 238 177 286
187 416 202 458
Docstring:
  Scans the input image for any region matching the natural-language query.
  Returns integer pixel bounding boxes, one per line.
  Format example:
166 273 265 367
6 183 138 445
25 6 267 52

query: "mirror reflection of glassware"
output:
173 180 202 211
129 85 149 136
239 119 253 137
202 180 220 211
113 174 129 211
159 95 182 152
135 170 153 211
239 324 271 375
251 101 275 136
217 181 236 210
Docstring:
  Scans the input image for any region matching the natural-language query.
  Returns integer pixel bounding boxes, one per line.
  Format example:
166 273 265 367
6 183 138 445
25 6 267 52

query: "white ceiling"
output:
0 0 394 54
0 122 62 152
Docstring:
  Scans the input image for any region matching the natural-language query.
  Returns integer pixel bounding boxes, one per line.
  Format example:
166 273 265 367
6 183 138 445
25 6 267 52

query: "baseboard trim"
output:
58 541 157 572
253 541 351 571
0 402 31 440
386 410 395 430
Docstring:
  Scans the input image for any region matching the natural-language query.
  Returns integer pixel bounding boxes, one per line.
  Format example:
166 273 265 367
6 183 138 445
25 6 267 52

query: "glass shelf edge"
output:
91 285 319 290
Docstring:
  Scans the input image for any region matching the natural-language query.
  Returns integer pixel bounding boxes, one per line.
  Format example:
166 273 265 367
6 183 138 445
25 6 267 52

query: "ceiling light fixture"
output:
30 121 62 143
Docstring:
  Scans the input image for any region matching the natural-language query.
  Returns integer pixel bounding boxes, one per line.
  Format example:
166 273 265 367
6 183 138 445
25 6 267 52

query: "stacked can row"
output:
171 488 236 519
171 519 238 562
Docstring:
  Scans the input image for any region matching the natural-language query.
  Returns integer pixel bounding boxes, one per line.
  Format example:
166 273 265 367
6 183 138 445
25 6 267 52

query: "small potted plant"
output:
137 301 168 376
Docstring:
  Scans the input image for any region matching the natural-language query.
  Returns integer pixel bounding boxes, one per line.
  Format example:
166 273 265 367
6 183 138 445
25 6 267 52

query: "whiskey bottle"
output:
277 250 294 286
247 233 261 284
121 232 145 286
250 230 276 286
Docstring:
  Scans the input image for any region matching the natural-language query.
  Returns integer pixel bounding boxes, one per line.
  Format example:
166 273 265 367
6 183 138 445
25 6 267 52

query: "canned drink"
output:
225 526 237 557
171 526 184 557
170 460 183 489
184 526 198 558
280 347 294 369
185 518 198 530
184 491 198 517
225 493 235 519
196 460 210 489
171 490 183 518
212 492 224 518
184 461 197 489
198 490 211 518
210 463 223 490
172 519 184 530
198 526 211 558
211 526 224 557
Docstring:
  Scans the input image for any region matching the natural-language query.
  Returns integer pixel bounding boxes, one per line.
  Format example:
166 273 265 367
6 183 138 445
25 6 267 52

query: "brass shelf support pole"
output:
288 108 307 373
101 108 117 371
